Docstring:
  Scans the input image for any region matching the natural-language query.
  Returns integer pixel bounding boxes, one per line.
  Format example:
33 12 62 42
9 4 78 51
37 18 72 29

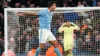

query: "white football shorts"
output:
39 29 56 43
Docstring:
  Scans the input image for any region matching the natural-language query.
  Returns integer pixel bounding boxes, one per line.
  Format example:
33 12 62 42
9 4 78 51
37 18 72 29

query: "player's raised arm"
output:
58 23 66 33
23 12 37 15
17 12 38 16
70 22 80 30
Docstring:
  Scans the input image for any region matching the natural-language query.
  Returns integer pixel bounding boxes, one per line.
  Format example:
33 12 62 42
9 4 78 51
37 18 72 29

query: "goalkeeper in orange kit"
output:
58 21 80 56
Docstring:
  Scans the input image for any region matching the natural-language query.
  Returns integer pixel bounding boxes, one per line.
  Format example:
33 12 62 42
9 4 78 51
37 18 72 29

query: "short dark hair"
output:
48 1 56 8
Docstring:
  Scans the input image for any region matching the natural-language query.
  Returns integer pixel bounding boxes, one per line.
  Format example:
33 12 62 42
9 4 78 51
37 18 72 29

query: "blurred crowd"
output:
0 0 100 56
6 10 100 56
2 0 100 8
0 6 4 56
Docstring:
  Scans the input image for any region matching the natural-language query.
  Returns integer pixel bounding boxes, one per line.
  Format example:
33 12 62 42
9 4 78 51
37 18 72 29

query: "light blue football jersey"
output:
37 8 53 30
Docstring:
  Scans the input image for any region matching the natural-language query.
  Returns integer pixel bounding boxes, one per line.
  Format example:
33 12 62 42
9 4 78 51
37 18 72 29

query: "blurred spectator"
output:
27 48 40 56
3 1 9 6
89 11 95 19
92 0 97 6
63 1 68 7
97 1 100 6
2 49 15 56
15 2 20 8
77 0 84 7
29 4 35 8
27 49 36 56
9 37 15 51
21 5 26 8
4 0 100 7
82 35 92 52
0 13 4 38
28 36 39 51
85 0 93 6
64 0 75 7
91 30 99 42
0 38 4 56
95 34 100 54
46 45 63 56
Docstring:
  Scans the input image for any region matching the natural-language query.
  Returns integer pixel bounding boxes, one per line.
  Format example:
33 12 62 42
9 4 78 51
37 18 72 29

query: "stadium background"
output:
1 0 100 56
6 8 100 56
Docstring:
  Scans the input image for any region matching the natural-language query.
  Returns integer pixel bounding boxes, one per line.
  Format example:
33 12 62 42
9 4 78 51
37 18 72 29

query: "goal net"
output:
5 7 100 56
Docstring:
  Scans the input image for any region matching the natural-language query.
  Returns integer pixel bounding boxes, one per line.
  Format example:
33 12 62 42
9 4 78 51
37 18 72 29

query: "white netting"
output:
5 7 100 56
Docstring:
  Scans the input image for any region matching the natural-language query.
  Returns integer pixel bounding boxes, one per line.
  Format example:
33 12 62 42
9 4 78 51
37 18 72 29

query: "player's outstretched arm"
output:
23 12 37 15
17 12 37 16
58 23 66 33
70 22 80 30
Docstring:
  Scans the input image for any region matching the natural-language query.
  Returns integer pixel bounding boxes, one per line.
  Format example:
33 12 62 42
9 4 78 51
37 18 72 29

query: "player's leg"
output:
65 49 73 56
64 44 73 56
34 29 48 56
50 40 59 47
48 31 62 56
50 40 62 56
64 37 74 56
34 43 45 56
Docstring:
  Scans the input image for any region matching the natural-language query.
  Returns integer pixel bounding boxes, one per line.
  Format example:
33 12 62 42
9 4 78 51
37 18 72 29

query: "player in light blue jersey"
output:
17 1 62 56
38 8 53 30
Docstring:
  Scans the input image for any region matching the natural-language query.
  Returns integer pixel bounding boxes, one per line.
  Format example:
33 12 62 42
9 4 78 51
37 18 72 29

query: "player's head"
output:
65 20 71 27
48 1 56 11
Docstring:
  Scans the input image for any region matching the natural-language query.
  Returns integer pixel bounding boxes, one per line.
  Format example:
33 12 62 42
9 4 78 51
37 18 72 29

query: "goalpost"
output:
4 7 100 56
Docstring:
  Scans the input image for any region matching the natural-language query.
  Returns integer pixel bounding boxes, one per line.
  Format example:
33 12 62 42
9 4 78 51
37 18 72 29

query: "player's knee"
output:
50 40 59 47
53 42 59 47
64 51 68 55
39 43 45 49
67 49 72 54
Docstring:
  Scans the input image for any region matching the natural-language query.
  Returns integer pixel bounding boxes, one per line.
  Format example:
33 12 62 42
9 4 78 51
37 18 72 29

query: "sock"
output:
54 48 61 56
66 53 73 56
34 47 41 56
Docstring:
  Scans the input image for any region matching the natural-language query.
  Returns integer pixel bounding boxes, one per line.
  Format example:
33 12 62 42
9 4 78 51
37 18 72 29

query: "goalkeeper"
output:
58 21 80 56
